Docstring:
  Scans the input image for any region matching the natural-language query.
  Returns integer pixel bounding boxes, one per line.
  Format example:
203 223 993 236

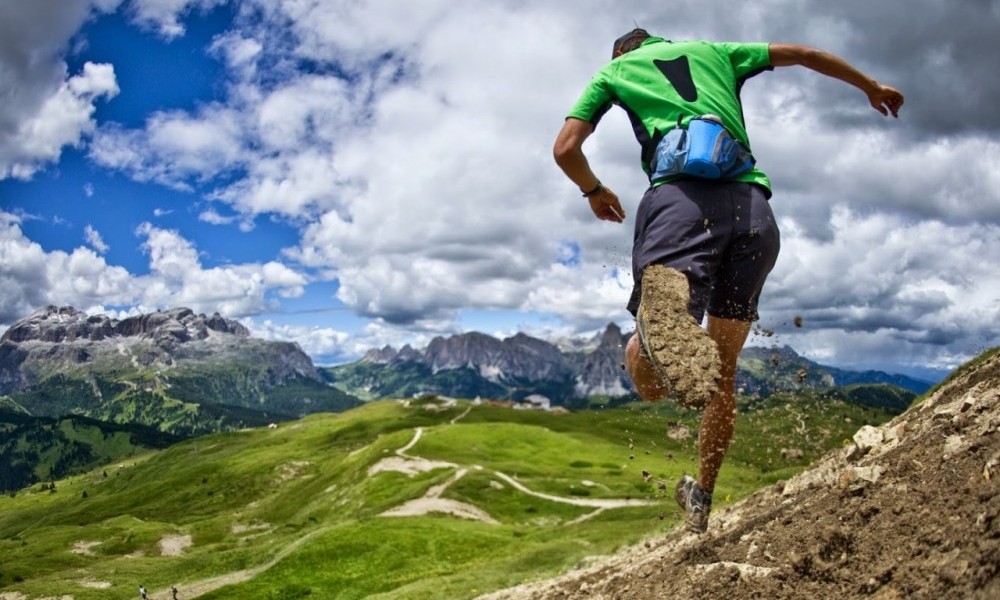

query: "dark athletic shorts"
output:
627 179 780 322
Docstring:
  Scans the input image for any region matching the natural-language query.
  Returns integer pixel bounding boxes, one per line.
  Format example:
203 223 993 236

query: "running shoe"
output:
635 265 720 409
675 475 712 534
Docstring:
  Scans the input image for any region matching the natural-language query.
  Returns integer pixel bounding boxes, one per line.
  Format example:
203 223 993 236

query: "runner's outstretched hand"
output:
588 187 625 223
868 83 904 118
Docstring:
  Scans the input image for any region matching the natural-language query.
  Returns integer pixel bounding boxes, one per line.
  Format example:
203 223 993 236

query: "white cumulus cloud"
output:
2 0 999 374
1 62 119 179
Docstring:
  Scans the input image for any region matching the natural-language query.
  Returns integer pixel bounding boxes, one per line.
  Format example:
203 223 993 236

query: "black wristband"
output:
581 182 603 197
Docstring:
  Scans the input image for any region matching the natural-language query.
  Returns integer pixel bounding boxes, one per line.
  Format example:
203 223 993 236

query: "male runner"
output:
554 28 903 533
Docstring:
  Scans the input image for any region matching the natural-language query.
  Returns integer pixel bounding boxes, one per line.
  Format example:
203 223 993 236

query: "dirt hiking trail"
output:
480 350 1000 600
152 412 656 598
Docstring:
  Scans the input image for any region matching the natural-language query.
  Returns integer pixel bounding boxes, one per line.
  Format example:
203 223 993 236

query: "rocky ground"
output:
481 350 1000 600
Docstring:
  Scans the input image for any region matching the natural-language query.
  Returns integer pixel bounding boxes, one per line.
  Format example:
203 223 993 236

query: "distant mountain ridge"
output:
0 306 932 433
0 306 300 394
347 323 632 402
326 324 933 405
0 306 360 435
0 305 249 345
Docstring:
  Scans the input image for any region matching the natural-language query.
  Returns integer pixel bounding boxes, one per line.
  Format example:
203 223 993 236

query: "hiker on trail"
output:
554 29 903 534
139 584 148 599
172 585 179 599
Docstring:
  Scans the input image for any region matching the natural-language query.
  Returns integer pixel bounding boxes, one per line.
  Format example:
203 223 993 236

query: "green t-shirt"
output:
568 37 773 193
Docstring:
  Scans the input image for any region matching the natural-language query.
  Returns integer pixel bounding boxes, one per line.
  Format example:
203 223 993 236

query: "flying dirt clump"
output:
480 349 1000 600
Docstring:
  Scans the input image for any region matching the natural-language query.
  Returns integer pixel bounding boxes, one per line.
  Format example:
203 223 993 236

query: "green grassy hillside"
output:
0 394 897 599
0 409 181 493
3 370 360 437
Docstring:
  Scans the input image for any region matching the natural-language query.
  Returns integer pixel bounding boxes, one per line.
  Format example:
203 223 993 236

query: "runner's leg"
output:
697 315 751 494
624 333 669 401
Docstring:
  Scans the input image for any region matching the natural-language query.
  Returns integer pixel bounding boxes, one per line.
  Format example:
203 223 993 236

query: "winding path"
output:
370 424 657 522
149 402 655 598
490 471 654 509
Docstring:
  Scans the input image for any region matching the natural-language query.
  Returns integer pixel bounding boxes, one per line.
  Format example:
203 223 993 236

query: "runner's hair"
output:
613 28 651 57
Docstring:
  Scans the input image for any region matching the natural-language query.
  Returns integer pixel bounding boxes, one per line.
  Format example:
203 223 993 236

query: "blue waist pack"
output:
650 115 755 182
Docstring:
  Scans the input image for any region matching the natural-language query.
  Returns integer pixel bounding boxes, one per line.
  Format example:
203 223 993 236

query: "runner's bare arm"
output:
553 118 626 223
769 43 904 118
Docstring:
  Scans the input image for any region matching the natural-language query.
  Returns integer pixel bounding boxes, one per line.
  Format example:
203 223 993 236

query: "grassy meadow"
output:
0 394 897 599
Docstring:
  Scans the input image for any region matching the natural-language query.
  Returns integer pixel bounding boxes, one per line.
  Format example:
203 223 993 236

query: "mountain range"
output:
0 308 933 428
325 322 932 406
0 306 361 436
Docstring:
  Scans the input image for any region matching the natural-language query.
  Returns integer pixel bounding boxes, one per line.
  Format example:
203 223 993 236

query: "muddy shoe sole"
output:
636 265 721 409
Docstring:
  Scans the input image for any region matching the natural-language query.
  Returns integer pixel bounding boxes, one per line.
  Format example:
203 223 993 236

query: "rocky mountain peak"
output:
597 322 626 350
2 306 107 343
575 323 631 397
396 344 422 362
362 344 399 364
1 306 249 345
424 332 508 372
0 305 321 398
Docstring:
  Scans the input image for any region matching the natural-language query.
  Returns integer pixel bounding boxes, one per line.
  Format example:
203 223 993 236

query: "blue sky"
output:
2 0 999 381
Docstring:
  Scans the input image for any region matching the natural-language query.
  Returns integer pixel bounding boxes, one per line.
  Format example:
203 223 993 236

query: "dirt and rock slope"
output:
482 350 1000 600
